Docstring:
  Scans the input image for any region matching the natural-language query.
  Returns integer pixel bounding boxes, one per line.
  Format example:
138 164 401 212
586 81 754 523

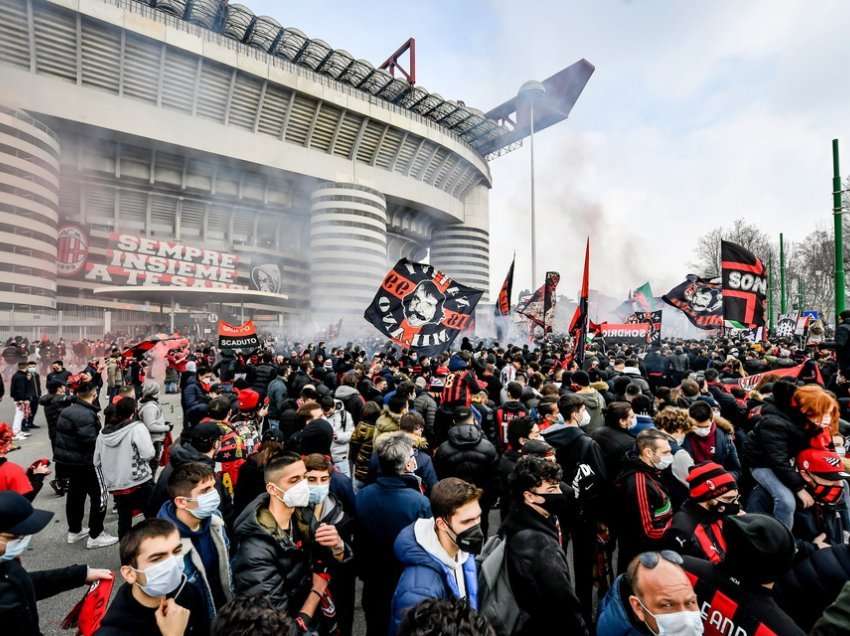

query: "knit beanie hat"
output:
300 419 333 456
722 513 795 584
687 462 737 502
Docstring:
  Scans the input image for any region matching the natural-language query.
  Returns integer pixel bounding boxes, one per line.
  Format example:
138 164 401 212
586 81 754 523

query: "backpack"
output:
476 534 526 636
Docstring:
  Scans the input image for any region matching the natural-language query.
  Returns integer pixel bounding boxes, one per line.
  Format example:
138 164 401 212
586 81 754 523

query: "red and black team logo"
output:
56 225 89 277
364 258 483 355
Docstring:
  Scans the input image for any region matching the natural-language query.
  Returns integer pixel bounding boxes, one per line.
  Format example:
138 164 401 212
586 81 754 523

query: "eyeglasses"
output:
637 550 684 569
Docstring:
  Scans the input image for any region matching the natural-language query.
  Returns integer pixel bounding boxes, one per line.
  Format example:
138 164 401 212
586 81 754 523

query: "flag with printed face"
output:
663 275 724 329
363 259 483 356
721 240 767 328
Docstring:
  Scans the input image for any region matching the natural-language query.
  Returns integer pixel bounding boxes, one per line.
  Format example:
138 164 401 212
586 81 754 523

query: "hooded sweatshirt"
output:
94 417 155 491
389 517 477 636
139 384 170 443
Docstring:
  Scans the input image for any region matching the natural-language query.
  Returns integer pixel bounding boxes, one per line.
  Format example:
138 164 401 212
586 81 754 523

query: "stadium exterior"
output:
0 0 506 338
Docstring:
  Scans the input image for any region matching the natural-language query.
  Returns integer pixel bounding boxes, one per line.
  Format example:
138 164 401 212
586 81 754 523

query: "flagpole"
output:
833 139 846 322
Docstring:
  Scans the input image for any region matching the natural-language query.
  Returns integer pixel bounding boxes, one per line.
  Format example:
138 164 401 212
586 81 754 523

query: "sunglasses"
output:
637 550 684 569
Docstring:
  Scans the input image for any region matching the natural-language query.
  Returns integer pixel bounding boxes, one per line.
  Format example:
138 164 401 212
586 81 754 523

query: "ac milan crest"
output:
57 225 89 277
364 259 483 356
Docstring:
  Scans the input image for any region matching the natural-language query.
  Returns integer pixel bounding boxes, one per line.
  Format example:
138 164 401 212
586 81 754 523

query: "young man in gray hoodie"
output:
94 397 155 538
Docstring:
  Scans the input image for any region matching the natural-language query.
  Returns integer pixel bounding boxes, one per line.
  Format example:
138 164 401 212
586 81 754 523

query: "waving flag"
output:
363 258 483 355
633 282 656 311
721 240 767 328
495 256 515 317
663 275 723 329
568 239 590 366
516 271 560 333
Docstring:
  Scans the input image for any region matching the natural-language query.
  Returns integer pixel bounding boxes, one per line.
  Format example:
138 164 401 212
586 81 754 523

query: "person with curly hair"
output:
211 595 295 636
397 598 495 636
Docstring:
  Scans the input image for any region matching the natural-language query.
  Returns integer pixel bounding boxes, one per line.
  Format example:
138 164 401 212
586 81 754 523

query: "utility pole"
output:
833 139 845 321
780 233 787 314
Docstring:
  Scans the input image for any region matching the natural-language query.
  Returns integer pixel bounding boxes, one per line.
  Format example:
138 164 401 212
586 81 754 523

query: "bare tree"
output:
692 219 776 278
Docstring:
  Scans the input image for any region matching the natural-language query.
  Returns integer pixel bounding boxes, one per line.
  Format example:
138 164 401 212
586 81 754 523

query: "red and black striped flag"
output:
721 240 767 328
568 239 590 366
495 256 515 317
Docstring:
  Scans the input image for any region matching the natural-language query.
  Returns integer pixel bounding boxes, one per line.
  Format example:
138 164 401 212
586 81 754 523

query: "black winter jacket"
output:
590 425 635 481
542 424 608 519
0 558 86 636
742 402 812 492
835 318 850 372
434 424 499 504
501 504 589 635
773 544 850 631
38 393 71 444
53 398 100 466
231 493 329 613
247 363 277 397
10 370 35 402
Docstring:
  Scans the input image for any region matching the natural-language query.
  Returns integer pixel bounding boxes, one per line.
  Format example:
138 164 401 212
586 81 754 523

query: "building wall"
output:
0 105 59 313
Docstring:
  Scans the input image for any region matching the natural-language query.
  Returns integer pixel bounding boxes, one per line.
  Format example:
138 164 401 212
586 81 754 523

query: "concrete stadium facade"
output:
0 0 496 337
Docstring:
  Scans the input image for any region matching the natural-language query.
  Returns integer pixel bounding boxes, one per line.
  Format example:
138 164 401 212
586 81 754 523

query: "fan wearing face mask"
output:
98 518 208 636
598 550 703 636
157 462 231 620
0 492 112 636
231 451 348 633
682 401 741 482
389 477 482 636
615 430 674 574
667 462 740 563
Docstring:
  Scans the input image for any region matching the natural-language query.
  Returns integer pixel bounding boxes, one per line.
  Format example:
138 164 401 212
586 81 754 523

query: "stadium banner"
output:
627 310 663 345
363 258 483 356
662 275 724 330
721 240 767 327
725 361 823 390
82 234 244 289
600 322 652 346
218 320 260 350
774 312 799 339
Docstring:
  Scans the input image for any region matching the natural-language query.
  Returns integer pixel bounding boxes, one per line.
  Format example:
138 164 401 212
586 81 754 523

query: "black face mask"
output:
712 501 740 516
447 521 484 555
537 491 571 516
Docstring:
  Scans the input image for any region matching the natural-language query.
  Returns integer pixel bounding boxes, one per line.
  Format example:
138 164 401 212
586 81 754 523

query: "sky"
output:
250 0 850 300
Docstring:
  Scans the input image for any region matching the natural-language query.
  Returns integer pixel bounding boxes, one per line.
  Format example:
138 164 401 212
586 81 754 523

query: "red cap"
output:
797 448 850 480
238 388 261 411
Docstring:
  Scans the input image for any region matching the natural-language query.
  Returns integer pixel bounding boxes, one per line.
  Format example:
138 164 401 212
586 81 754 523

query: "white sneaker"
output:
67 529 90 544
86 532 119 549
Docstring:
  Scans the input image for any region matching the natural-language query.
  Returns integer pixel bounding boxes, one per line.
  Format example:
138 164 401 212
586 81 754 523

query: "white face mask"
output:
837 446 847 457
134 555 184 598
273 479 310 508
579 409 591 427
692 426 712 438
638 598 704 635
0 535 31 561
627 415 639 430
653 453 674 470
186 489 221 519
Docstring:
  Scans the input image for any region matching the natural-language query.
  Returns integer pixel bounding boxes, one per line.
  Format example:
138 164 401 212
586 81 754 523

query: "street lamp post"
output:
518 81 547 290
833 139 845 322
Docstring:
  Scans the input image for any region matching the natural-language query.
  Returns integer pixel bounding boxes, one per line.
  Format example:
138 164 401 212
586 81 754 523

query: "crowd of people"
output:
4 320 850 635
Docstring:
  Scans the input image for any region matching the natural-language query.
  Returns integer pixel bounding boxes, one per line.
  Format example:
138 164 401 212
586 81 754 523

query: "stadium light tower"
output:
517 80 547 290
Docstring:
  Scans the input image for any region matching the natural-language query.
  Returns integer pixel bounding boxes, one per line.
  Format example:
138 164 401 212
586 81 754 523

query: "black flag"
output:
568 239 590 366
516 271 560 333
721 240 767 328
662 275 723 330
363 258 483 356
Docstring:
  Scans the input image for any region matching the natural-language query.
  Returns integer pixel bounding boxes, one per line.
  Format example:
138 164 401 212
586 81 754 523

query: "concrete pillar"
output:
310 182 388 323
430 183 490 301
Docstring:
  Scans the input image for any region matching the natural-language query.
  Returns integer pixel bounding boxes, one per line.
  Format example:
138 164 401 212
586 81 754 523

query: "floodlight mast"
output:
518 81 546 290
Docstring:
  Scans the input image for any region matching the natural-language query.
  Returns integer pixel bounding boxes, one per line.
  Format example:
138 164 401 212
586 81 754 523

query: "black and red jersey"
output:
682 556 805 636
